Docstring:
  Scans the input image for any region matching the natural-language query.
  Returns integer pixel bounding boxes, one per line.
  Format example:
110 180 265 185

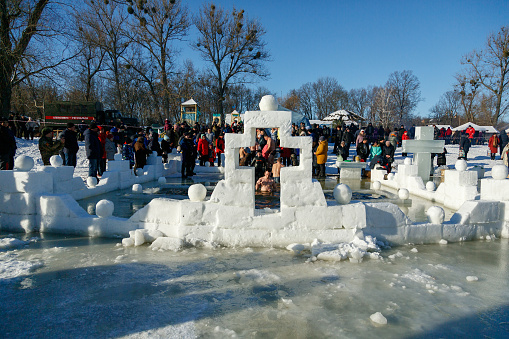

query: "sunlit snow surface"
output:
1 234 509 338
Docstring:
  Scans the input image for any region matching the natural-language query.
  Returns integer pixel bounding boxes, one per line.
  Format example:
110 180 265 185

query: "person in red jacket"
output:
466 125 476 139
197 134 209 166
215 133 225 167
488 134 499 160
401 130 410 157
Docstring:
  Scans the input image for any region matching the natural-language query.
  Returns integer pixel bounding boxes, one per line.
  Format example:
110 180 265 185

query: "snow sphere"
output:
14 155 34 172
163 163 171 170
135 168 144 176
259 95 278 111
333 184 352 205
427 206 445 224
86 176 98 188
491 164 508 180
132 184 143 193
158 176 166 185
426 181 436 192
387 173 395 181
372 181 381 190
95 199 114 218
205 161 210 167
50 155 63 167
188 183 207 202
455 159 467 172
398 188 409 200
404 157 412 165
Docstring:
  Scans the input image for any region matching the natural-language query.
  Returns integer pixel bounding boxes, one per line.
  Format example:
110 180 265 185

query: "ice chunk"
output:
122 237 135 247
0 238 28 249
439 239 448 245
286 243 307 254
370 312 387 325
134 229 145 246
150 237 184 251
410 248 418 253
466 276 478 282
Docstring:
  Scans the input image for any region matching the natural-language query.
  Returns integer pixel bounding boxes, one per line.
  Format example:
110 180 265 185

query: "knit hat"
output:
319 136 326 141
41 127 53 136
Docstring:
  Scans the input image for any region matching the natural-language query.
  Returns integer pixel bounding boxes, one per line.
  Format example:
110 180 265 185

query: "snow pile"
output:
0 237 28 249
304 236 381 263
0 251 44 280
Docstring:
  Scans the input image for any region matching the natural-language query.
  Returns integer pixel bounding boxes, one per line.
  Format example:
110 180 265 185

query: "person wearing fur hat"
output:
38 127 64 166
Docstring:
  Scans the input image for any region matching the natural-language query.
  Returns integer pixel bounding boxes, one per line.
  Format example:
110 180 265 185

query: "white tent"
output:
309 119 333 126
452 122 499 133
323 110 365 122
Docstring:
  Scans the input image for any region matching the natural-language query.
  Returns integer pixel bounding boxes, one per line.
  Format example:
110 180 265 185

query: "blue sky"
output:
181 0 508 118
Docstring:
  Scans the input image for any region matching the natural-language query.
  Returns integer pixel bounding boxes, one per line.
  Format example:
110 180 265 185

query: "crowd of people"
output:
4 113 509 193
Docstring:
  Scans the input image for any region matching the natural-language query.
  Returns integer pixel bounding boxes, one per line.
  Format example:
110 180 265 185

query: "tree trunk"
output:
0 63 13 117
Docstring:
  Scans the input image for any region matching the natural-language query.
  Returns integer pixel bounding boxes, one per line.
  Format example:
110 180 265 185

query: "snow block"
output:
38 194 90 218
54 177 86 194
107 160 130 172
365 202 409 228
180 225 215 243
210 180 255 208
397 164 418 177
370 168 386 182
216 205 254 228
214 228 271 247
180 201 204 226
40 166 75 182
449 201 501 224
280 166 312 182
294 206 342 230
445 170 478 187
0 192 36 214
130 198 180 225
340 167 363 179
341 202 367 229
244 111 292 130
481 178 509 201
280 180 326 208
405 223 443 243
0 171 53 194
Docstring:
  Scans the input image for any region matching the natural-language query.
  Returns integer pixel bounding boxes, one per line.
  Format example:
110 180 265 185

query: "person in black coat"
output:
499 130 509 157
60 122 79 167
341 128 353 159
356 139 370 162
336 141 349 161
381 140 395 173
0 117 17 170
459 136 471 160
84 123 101 178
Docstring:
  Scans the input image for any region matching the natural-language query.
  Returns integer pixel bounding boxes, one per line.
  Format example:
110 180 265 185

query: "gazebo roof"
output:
182 98 198 106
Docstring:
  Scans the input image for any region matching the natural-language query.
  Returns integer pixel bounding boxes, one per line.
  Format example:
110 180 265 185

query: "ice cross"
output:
402 126 445 183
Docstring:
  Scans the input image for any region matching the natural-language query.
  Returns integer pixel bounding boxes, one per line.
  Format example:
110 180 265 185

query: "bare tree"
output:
79 0 131 112
371 85 395 127
0 0 75 117
296 82 314 119
312 77 346 120
430 90 461 125
122 0 189 123
462 26 509 124
455 75 480 122
193 3 270 120
386 70 421 124
348 87 371 119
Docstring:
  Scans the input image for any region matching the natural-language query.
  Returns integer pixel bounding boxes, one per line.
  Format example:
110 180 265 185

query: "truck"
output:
43 101 139 132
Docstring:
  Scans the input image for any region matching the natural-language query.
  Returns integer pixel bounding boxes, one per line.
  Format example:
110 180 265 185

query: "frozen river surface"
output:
1 233 509 338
